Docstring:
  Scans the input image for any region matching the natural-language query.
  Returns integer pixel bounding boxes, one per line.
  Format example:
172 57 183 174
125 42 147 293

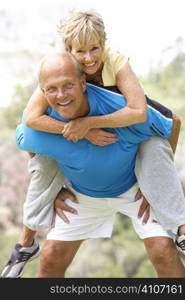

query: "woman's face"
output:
71 40 104 76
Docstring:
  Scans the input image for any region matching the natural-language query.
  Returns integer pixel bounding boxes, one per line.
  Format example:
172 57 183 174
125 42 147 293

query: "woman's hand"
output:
62 117 118 146
62 118 90 141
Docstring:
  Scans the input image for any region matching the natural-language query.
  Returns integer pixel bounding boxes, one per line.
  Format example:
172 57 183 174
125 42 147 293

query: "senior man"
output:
14 52 185 277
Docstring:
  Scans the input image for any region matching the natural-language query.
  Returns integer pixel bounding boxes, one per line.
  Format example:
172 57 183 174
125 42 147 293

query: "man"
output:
11 52 185 277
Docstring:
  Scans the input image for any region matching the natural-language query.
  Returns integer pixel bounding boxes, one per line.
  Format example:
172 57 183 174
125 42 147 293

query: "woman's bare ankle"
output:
178 224 185 236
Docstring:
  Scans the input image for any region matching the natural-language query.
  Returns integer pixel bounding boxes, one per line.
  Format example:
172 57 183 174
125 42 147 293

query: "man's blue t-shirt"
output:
16 83 173 197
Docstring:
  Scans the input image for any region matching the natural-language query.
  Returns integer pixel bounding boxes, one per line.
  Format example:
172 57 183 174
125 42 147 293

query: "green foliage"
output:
2 82 36 129
141 50 185 143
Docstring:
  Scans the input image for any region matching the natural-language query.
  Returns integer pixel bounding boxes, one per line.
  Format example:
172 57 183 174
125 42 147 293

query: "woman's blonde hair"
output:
58 10 106 51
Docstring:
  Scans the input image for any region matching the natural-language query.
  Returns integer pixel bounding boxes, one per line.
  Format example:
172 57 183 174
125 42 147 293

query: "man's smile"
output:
57 100 73 107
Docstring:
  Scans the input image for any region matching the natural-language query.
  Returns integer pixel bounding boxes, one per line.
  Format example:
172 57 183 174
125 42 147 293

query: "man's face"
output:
42 60 87 119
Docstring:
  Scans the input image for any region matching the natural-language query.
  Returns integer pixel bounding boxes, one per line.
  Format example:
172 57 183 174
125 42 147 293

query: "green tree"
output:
3 82 36 129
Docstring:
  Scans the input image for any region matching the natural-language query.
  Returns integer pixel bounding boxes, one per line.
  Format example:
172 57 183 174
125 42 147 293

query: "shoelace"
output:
17 252 31 262
7 251 30 265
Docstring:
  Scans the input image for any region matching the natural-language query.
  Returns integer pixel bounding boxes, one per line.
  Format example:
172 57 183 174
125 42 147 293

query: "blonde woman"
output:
1 10 185 278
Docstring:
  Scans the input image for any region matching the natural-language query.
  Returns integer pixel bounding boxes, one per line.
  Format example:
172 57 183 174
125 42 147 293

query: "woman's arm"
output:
25 86 66 134
62 61 147 140
25 86 117 145
116 61 147 122
91 61 147 127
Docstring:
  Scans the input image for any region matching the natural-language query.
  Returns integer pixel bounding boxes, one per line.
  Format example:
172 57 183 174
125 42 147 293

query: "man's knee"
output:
144 237 176 265
40 241 69 273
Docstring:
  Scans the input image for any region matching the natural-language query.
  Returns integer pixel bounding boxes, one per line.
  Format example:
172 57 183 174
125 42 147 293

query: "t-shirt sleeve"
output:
113 50 129 75
16 123 59 158
102 46 129 85
126 97 173 143
16 111 61 158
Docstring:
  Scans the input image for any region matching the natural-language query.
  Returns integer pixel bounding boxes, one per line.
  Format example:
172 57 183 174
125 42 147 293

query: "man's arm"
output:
16 123 60 159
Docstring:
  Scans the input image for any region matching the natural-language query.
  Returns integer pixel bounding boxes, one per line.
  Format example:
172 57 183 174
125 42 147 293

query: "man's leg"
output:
38 187 117 278
129 201 185 277
144 237 185 277
38 240 83 277
115 184 185 278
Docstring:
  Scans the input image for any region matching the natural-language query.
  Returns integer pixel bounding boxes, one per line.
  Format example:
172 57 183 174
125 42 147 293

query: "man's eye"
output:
76 50 84 53
47 88 56 93
66 83 74 89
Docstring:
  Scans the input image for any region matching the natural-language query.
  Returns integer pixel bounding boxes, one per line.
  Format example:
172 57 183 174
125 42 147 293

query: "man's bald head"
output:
39 51 84 88
38 51 88 120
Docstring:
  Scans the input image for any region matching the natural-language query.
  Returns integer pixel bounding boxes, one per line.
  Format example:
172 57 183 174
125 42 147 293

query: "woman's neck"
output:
86 63 104 85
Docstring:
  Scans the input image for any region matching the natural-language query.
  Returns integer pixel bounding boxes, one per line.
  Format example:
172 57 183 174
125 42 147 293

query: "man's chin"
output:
57 110 75 120
59 113 73 120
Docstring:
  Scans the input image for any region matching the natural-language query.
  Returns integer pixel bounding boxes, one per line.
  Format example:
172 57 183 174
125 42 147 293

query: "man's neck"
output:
72 94 90 119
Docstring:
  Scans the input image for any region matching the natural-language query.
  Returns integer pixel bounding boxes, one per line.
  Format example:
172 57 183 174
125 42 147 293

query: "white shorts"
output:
47 183 172 241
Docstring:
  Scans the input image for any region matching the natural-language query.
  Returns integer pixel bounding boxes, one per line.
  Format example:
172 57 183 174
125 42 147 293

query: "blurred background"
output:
0 0 185 278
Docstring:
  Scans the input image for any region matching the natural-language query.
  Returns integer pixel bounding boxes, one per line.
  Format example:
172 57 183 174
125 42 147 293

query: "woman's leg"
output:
1 155 64 278
23 154 64 231
135 136 185 233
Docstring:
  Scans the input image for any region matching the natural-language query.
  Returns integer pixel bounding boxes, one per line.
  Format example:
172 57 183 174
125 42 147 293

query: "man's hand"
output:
61 118 118 146
135 188 150 224
86 129 118 146
62 118 90 141
54 187 78 223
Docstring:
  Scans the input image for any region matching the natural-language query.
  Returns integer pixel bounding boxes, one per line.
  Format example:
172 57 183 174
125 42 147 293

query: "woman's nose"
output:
84 52 92 62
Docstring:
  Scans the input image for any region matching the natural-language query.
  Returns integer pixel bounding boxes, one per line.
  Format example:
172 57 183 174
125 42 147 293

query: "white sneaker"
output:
175 234 185 255
1 239 40 278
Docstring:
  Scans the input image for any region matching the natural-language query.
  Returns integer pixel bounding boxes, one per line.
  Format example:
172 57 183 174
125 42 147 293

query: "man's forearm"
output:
168 113 181 153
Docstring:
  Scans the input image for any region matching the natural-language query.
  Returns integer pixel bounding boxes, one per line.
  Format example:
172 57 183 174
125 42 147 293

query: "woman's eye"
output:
92 47 99 51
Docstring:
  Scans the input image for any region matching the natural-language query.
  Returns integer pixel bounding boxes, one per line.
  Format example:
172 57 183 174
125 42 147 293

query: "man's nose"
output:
56 89 66 98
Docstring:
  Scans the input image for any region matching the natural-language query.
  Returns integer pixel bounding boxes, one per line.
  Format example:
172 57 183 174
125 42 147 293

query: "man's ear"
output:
40 86 45 94
81 75 86 92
